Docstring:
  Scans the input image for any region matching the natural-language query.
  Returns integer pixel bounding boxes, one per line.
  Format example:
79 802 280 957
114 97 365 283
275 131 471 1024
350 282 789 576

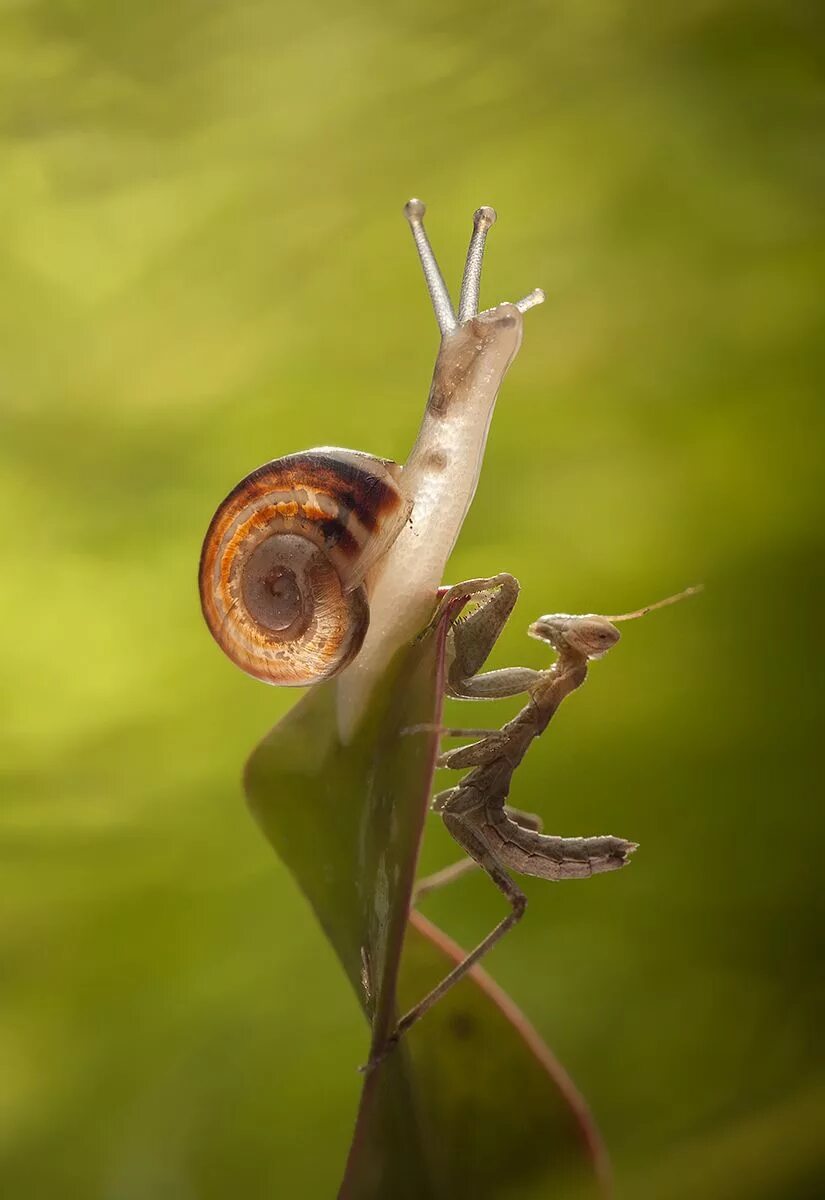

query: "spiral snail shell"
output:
199 448 411 686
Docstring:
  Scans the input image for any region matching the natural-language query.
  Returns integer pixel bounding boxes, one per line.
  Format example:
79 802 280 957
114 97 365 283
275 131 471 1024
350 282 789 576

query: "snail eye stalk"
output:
403 199 457 336
458 205 496 323
403 199 545 335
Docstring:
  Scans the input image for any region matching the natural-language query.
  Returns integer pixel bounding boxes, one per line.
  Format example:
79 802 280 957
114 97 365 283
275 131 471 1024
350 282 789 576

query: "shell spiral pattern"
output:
199 448 411 686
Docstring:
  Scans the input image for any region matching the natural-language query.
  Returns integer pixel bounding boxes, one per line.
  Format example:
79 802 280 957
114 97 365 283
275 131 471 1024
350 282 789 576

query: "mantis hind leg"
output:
385 810 526 1055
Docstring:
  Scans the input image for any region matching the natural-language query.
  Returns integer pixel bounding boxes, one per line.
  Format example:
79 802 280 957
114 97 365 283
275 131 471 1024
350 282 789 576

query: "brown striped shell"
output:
199 448 411 686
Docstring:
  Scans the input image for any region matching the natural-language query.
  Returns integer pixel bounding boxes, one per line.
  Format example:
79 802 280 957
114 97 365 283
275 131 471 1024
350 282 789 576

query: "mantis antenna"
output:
605 584 704 623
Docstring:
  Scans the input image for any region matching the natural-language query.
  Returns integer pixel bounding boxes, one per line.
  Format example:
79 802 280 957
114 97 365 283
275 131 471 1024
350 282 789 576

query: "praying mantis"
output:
366 576 699 1067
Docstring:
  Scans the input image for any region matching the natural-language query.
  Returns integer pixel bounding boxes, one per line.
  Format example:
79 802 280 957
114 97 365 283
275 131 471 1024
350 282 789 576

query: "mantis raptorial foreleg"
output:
364 581 700 1069
438 573 543 701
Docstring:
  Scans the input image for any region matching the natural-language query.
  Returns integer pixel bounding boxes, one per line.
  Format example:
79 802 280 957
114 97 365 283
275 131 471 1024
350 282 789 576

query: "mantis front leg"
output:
406 573 545 762
441 572 544 701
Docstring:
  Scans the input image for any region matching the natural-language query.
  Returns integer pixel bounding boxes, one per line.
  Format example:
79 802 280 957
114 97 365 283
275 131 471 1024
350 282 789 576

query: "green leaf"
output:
245 600 609 1199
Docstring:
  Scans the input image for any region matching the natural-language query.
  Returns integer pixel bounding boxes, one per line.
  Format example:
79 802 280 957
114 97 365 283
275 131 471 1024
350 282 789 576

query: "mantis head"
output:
528 586 703 661
528 614 621 660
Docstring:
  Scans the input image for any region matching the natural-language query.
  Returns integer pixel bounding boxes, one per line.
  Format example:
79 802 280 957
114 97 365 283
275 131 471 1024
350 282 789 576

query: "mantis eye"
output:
567 620 621 658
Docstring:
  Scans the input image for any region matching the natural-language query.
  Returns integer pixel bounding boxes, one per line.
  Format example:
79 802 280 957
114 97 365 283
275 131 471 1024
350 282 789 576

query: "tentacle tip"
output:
404 197 426 223
473 204 497 230
515 287 545 314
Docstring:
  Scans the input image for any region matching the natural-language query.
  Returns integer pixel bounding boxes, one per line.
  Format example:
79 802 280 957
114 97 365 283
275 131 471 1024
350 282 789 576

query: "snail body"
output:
200 200 543 728
199 448 410 686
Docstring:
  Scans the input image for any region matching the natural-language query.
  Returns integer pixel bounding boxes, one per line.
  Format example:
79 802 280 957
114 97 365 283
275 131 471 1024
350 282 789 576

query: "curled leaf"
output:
245 600 609 1198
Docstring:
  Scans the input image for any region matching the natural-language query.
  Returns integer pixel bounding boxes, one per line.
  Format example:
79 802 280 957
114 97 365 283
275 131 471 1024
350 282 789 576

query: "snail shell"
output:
199 448 411 686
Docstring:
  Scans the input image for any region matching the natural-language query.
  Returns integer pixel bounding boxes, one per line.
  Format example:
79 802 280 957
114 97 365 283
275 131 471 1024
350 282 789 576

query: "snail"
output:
199 200 543 730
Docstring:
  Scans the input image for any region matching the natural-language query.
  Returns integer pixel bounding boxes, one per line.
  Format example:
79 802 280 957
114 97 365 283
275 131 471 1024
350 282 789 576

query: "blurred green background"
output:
1 0 823 1196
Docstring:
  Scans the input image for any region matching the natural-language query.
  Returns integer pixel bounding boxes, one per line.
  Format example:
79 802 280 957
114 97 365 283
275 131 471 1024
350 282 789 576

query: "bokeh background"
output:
2 1 823 1196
